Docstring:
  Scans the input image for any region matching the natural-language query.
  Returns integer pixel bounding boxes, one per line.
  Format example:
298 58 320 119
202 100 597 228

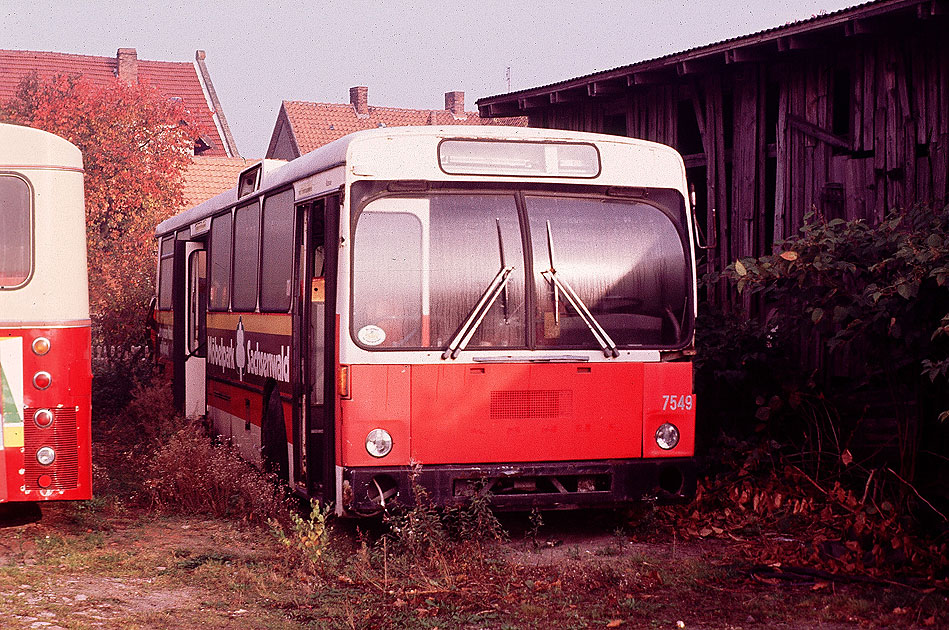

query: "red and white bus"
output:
155 126 697 515
0 123 92 503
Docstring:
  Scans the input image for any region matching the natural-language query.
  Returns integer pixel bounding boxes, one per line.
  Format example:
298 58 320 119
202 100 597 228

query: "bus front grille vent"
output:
24 407 80 490
490 390 573 420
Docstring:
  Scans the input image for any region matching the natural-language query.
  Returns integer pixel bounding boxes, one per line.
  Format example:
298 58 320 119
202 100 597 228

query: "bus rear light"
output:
32 337 51 355
655 423 680 450
33 371 52 390
339 365 351 399
365 429 393 458
33 408 54 428
36 446 56 466
37 474 52 488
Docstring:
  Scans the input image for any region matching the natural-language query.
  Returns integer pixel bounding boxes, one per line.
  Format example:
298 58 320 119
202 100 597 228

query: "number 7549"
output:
661 394 694 411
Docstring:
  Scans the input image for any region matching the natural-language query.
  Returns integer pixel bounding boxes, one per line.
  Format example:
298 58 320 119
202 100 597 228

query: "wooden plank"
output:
911 37 928 146
852 47 865 152
787 115 852 150
936 42 949 205
811 55 832 221
897 43 916 208
845 156 865 220
790 66 806 232
733 67 758 258
863 47 876 154
885 41 903 210
756 65 769 255
774 65 789 243
709 74 729 283
803 63 818 217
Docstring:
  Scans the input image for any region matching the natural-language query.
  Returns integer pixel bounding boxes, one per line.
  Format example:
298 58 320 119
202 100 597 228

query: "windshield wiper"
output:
442 218 515 360
542 220 619 358
441 265 514 360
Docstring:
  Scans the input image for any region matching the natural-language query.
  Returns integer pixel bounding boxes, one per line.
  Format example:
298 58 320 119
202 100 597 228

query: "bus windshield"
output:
351 188 691 351
0 176 31 288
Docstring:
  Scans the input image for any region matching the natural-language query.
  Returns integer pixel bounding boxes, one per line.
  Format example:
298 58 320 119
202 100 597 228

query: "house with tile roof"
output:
266 86 526 160
0 48 239 158
181 157 268 209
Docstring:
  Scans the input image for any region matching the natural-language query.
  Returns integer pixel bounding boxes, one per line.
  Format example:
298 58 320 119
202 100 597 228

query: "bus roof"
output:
0 123 82 170
156 125 683 237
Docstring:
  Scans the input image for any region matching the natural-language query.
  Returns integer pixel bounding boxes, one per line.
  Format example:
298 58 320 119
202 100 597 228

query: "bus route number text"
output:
661 394 694 411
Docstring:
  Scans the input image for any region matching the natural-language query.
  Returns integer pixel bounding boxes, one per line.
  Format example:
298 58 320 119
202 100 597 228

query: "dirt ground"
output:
0 503 944 629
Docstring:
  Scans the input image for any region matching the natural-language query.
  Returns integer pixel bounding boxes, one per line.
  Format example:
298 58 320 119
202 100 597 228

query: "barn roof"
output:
477 0 939 116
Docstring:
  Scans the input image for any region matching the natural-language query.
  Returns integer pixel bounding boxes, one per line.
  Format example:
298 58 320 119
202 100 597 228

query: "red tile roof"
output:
0 48 235 157
182 156 261 208
270 99 527 157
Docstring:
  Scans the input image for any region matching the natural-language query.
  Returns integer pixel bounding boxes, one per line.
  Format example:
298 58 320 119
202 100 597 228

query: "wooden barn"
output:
477 0 949 278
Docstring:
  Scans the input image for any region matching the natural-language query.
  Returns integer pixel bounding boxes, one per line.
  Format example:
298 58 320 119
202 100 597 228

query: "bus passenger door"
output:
184 243 207 418
293 197 336 500
172 239 207 419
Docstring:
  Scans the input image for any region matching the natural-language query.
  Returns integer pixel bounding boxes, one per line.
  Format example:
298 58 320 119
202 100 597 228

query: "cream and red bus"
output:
155 126 697 515
0 123 92 504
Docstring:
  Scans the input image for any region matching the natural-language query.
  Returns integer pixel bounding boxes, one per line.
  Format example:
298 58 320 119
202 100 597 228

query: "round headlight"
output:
365 429 393 458
33 408 54 429
36 446 56 466
655 423 680 450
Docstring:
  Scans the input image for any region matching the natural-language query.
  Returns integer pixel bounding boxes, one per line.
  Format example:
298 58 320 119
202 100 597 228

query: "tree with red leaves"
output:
1 73 200 348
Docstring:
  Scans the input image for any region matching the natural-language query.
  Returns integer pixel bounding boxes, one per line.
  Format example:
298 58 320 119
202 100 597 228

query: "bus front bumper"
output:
341 458 696 514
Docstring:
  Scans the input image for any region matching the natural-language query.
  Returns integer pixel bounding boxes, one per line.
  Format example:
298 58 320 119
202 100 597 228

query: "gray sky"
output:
2 1 860 157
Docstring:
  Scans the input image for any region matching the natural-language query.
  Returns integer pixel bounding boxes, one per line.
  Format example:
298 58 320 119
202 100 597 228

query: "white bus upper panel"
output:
0 124 83 171
156 126 690 236
0 124 88 324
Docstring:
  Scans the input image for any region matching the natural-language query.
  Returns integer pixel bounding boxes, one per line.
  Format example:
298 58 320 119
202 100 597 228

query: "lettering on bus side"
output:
206 315 291 385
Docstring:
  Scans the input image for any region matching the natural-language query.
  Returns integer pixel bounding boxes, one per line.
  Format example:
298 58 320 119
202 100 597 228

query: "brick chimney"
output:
117 48 138 84
445 91 465 117
350 86 369 116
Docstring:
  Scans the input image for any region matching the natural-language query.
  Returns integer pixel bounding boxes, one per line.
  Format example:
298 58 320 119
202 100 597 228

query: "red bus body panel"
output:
0 326 92 502
340 361 693 468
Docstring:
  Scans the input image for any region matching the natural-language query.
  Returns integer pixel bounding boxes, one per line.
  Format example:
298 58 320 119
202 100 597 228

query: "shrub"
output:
144 423 290 523
707 204 949 522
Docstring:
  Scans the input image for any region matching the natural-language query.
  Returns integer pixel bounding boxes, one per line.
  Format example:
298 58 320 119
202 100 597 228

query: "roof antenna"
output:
505 66 511 92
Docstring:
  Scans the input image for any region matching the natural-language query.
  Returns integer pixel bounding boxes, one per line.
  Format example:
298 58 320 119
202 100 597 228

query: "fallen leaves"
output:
660 448 948 583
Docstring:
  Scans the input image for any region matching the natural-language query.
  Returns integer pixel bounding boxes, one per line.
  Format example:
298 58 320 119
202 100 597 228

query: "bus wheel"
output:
261 387 290 484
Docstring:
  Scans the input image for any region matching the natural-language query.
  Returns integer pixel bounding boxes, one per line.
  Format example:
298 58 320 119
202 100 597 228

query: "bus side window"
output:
260 189 295 312
209 213 233 311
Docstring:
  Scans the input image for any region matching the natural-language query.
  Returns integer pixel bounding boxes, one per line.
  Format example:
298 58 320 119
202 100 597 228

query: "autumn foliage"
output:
0 73 199 348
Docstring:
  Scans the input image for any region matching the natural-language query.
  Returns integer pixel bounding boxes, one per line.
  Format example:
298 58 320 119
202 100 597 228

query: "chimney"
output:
117 48 138 84
350 86 369 116
445 91 465 117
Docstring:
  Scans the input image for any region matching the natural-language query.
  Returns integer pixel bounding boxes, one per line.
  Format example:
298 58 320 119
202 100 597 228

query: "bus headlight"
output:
366 429 393 458
655 423 680 450
36 446 56 466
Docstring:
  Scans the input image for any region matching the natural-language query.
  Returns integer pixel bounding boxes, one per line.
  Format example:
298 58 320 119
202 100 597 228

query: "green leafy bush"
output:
702 204 948 521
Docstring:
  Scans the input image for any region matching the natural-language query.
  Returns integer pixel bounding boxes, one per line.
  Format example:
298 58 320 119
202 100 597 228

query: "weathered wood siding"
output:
526 21 949 272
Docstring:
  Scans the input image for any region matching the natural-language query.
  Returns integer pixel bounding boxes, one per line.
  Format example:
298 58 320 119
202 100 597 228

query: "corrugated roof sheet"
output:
478 0 904 105
0 48 229 156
